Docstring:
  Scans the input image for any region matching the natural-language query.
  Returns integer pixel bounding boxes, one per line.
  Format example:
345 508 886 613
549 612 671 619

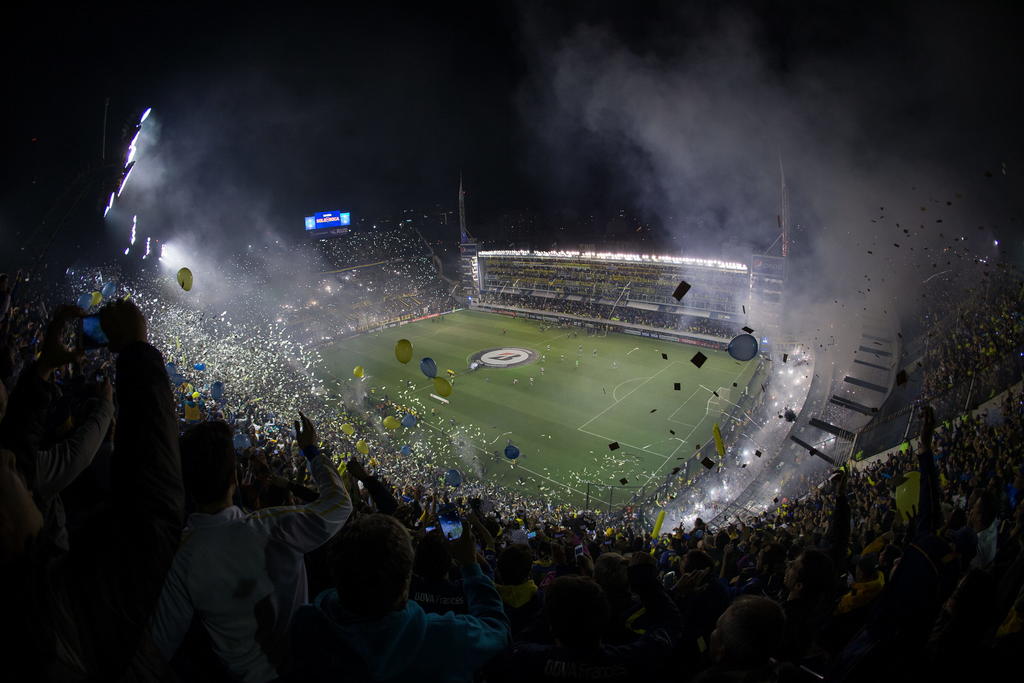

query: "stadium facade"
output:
458 249 787 345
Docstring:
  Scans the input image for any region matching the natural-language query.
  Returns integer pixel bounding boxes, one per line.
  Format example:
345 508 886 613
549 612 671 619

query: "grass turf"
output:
318 309 758 509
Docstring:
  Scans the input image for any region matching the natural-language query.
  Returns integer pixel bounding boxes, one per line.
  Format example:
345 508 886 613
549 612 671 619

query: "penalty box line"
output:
643 364 753 489
575 427 672 461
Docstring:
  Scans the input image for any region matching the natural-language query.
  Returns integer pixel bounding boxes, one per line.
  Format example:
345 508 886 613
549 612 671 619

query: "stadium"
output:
5 5 1024 682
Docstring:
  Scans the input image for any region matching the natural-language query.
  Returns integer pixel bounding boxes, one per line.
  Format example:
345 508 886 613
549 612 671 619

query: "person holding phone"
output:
290 513 510 682
0 305 114 554
1 299 185 680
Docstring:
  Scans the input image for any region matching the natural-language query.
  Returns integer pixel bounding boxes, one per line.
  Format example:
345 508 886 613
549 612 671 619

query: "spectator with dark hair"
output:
495 543 543 637
593 551 641 643
696 595 787 681
151 412 352 682
290 514 509 682
498 551 682 682
410 530 467 615
0 299 185 680
781 548 835 661
0 306 114 554
970 489 1000 568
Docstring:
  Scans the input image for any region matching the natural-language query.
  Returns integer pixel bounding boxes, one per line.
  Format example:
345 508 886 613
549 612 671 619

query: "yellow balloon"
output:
433 376 452 397
383 416 400 429
176 267 193 292
356 439 369 455
353 366 364 378
191 391 200 399
395 338 413 364
896 471 921 522
341 423 355 436
90 291 102 306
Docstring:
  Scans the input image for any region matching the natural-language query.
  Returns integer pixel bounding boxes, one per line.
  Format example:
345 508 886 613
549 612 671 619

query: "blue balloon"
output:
400 445 413 456
165 362 177 375
727 334 759 362
77 293 92 309
504 444 521 460
101 281 117 298
401 413 418 428
210 381 224 400
444 468 463 487
420 357 438 379
194 362 206 371
170 373 185 386
232 433 251 451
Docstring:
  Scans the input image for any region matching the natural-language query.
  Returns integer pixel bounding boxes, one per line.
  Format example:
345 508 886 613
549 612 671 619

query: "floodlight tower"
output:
457 174 480 301
779 155 790 258
746 154 791 344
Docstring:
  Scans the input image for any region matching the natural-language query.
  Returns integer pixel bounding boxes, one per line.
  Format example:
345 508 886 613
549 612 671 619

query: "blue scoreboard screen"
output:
304 211 351 236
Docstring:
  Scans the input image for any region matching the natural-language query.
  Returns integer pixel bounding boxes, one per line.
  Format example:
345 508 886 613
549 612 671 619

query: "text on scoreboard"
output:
305 211 351 230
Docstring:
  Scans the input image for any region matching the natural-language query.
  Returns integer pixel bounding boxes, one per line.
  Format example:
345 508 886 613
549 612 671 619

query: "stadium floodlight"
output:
117 162 135 197
126 130 141 164
142 236 151 259
478 249 748 272
123 247 130 255
130 215 137 245
103 192 116 217
140 107 152 124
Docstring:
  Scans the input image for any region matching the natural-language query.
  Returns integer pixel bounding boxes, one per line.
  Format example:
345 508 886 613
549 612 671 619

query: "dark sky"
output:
2 1 1023 267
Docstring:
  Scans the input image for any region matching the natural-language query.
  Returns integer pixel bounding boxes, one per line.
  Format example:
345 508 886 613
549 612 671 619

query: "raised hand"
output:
920 404 935 451
294 411 317 450
449 520 477 566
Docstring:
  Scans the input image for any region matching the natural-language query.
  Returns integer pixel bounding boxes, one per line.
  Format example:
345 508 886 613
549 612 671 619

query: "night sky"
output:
2 1 1023 267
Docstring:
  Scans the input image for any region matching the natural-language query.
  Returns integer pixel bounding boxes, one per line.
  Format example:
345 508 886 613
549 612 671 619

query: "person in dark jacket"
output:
495 543 544 637
693 595 787 682
498 551 682 682
410 530 467 615
0 300 185 681
0 306 115 555
289 513 509 682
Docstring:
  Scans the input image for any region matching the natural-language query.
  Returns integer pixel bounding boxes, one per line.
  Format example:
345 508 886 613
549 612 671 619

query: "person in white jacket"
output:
151 412 352 683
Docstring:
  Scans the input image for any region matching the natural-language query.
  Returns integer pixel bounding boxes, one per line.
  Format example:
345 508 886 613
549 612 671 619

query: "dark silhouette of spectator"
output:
495 543 544 637
151 412 351 682
0 300 184 680
289 514 509 681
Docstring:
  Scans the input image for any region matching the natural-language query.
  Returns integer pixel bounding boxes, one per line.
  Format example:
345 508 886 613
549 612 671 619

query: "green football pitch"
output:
317 309 759 509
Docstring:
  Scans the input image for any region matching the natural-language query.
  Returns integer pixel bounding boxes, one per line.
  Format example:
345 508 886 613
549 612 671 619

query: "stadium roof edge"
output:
477 249 748 272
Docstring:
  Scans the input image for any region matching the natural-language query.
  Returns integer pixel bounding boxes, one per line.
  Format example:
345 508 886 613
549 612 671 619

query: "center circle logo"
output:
471 347 537 368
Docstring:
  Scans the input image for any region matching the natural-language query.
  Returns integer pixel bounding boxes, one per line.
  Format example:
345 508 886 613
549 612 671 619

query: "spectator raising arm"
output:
248 412 352 553
63 300 184 680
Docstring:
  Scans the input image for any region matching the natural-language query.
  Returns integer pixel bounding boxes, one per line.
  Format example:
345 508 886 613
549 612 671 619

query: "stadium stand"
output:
2 259 1024 682
475 250 750 336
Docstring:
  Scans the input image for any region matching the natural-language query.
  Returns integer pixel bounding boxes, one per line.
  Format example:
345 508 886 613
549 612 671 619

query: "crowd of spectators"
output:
230 227 455 346
2 259 1024 682
476 292 740 339
920 270 1024 414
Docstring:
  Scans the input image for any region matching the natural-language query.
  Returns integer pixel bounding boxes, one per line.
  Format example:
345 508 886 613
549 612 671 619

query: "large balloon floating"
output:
727 334 759 362
176 267 193 291
395 339 413 364
419 357 437 379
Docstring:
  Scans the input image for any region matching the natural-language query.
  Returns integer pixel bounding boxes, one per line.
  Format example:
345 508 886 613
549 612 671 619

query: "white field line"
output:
612 376 646 402
578 361 678 430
